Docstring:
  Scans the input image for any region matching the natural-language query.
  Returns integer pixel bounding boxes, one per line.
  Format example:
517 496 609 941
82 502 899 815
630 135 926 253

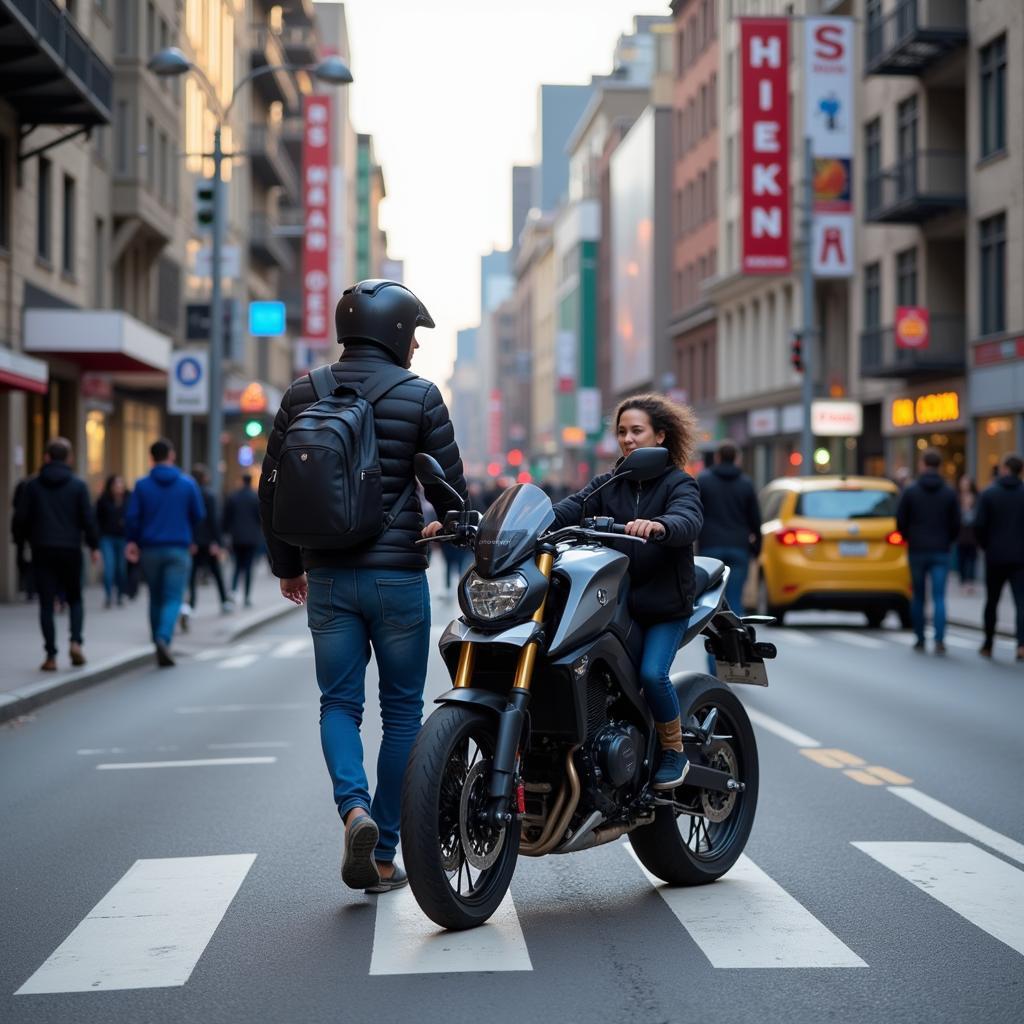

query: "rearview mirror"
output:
615 447 669 482
414 453 446 487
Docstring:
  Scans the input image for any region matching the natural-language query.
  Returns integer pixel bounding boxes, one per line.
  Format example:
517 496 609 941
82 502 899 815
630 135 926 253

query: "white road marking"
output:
217 654 260 670
95 757 277 770
175 703 311 714
76 747 127 755
207 741 291 750
15 854 256 994
853 841 1024 957
269 638 310 658
626 849 865 968
192 643 262 662
937 634 977 650
369 885 531 975
742 706 820 748
823 630 886 650
888 787 1024 866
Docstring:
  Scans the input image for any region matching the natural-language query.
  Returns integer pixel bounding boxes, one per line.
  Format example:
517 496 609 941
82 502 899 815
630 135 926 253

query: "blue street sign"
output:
248 301 286 337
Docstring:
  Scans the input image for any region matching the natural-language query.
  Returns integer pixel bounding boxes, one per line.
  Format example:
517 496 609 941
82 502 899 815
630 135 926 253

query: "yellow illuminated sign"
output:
890 392 960 429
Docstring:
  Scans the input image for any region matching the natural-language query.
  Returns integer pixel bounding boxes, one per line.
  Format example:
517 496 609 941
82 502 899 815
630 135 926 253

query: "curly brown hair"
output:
615 393 698 471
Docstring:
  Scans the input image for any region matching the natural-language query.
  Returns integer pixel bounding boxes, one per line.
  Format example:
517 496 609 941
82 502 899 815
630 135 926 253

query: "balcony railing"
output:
248 122 299 199
865 150 966 224
281 24 318 64
250 24 298 108
865 0 967 76
0 0 113 123
861 314 967 379
249 213 295 273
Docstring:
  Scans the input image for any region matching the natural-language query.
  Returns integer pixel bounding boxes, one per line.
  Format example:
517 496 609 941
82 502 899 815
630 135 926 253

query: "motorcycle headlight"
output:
465 570 528 620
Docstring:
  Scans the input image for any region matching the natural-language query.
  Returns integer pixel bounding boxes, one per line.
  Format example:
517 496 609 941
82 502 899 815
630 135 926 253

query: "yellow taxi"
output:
754 476 911 627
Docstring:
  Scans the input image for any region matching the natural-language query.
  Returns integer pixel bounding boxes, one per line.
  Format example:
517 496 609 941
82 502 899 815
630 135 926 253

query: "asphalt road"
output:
2 581 1022 1024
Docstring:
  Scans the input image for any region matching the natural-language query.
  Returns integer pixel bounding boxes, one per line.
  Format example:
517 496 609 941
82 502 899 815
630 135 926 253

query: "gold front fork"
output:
512 550 554 692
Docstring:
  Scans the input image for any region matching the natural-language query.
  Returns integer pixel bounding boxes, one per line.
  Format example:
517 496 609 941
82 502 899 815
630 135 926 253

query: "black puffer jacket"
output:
697 463 762 555
552 465 704 624
896 471 960 553
14 462 99 551
259 344 467 577
975 474 1024 565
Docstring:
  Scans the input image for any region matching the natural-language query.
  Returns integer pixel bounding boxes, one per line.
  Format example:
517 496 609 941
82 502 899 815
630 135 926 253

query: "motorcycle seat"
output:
693 556 725 597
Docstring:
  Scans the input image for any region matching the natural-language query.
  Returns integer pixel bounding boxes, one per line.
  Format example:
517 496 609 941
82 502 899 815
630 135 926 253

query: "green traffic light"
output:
244 419 263 438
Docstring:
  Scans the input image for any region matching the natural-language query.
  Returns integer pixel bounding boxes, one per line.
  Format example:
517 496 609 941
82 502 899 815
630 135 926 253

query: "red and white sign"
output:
302 95 332 346
895 306 930 350
740 19 790 274
811 400 863 437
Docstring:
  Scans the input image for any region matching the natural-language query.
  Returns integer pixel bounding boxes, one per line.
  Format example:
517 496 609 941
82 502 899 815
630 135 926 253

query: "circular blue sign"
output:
175 356 203 387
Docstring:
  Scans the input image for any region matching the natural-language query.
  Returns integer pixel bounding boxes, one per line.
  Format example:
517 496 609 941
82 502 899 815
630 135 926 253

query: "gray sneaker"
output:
341 816 381 890
365 864 408 894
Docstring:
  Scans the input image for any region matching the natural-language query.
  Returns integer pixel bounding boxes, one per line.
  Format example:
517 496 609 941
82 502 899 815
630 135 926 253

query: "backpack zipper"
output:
268 469 277 483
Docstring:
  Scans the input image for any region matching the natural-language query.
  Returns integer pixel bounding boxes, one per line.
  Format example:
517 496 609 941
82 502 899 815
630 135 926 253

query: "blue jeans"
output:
638 618 687 724
700 546 750 674
139 547 192 645
306 567 430 863
909 550 950 643
99 535 127 600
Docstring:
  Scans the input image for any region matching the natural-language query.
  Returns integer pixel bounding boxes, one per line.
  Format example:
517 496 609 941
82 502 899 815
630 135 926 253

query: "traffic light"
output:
790 331 804 373
194 178 215 233
244 418 263 439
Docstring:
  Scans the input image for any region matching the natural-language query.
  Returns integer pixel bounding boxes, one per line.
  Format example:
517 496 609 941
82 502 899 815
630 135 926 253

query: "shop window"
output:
977 416 1015 486
979 212 1006 335
85 410 106 493
895 247 917 307
979 34 1006 159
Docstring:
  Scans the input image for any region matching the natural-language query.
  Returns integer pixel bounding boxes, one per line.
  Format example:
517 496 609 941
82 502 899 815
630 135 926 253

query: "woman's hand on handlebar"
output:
625 519 665 540
421 520 444 539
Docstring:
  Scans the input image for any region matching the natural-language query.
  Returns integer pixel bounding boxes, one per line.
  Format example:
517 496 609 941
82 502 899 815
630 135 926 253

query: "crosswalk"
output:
13 836 1023 994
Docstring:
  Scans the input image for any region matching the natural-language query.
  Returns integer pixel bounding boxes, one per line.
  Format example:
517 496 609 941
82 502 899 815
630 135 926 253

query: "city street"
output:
2 579 1022 1024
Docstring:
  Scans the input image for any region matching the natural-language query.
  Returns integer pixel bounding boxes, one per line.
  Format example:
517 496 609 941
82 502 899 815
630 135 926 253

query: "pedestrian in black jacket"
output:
223 473 263 606
182 464 230 624
974 453 1024 660
549 393 703 792
260 280 467 894
697 441 761 617
896 449 960 654
12 438 99 671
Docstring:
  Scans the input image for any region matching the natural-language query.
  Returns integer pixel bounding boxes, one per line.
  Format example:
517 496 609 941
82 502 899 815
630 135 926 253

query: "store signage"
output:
740 18 790 274
194 245 241 280
811 399 862 436
577 387 602 435
168 351 209 415
895 306 930 350
748 406 780 437
248 301 286 337
238 382 267 414
805 17 854 277
302 94 332 345
974 337 1024 366
556 330 576 393
562 426 586 446
890 391 960 429
81 373 113 401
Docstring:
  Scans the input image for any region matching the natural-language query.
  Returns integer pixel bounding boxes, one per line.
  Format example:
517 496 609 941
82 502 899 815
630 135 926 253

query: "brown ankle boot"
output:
69 643 86 666
654 717 684 753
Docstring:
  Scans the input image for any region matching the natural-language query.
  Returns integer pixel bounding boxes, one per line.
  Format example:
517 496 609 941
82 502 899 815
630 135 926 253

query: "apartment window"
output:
676 28 684 75
115 0 132 55
726 49 736 106
700 84 708 138
726 134 735 190
979 213 1006 336
863 262 881 328
37 157 52 262
709 72 717 129
145 117 155 189
979 35 1007 158
865 117 881 212
158 131 167 202
62 175 75 275
896 96 918 196
895 248 917 307
146 2 155 60
93 218 104 307
115 99 130 174
709 160 718 216
0 136 8 250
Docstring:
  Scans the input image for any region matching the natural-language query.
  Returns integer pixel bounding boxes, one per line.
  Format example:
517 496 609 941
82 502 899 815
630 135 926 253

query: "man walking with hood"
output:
260 280 467 895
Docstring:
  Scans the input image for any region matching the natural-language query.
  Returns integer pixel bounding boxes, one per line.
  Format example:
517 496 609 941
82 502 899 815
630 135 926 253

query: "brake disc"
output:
459 760 506 870
701 741 739 823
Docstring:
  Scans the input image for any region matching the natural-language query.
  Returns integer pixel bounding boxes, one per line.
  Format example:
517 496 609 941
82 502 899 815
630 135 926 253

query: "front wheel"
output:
629 674 758 885
401 705 519 930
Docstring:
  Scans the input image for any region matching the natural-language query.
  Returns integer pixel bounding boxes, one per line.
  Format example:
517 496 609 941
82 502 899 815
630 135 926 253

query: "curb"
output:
946 616 1015 641
0 601 301 726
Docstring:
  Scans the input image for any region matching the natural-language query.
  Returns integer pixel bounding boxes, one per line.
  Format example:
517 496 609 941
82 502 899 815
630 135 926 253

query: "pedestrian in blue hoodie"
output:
125 438 204 666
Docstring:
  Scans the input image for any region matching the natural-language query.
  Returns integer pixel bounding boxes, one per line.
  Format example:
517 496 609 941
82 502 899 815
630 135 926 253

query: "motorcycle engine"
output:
592 723 644 788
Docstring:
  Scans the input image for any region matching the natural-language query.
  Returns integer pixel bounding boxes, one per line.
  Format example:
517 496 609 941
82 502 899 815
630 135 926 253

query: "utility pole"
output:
208 126 225 500
799 136 815 476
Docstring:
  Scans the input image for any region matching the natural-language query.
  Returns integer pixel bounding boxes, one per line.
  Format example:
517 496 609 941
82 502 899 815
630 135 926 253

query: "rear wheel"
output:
401 705 519 930
865 608 886 629
897 601 912 630
629 674 758 885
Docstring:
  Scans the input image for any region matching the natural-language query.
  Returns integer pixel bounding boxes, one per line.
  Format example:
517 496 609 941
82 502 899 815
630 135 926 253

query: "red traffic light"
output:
486 461 501 477
507 448 524 467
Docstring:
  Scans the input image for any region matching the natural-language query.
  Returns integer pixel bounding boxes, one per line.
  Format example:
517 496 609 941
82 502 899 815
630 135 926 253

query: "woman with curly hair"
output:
550 393 704 789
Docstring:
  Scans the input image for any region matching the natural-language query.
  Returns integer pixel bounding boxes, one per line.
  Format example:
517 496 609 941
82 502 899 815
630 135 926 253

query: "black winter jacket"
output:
193 488 222 548
14 463 99 551
552 465 704 624
696 463 762 555
896 471 960 553
259 344 467 577
975 475 1024 565
223 486 262 547
95 493 129 538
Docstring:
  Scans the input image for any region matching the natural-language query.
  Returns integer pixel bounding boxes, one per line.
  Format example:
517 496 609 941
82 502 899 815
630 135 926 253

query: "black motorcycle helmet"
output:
335 279 435 363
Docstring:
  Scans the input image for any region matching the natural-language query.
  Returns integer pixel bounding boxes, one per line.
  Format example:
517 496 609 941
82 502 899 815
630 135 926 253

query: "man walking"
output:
125 439 204 667
697 441 762 616
223 473 262 607
181 463 231 631
896 449 960 654
13 438 99 670
975 453 1024 662
260 280 467 895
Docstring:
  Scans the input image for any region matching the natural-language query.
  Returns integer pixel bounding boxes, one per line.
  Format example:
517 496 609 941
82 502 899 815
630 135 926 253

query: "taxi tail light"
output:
887 531 906 546
776 528 821 546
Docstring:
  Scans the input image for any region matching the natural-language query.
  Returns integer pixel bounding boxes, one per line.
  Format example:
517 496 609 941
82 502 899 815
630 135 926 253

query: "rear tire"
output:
401 705 519 930
865 609 886 629
897 601 912 630
629 674 758 886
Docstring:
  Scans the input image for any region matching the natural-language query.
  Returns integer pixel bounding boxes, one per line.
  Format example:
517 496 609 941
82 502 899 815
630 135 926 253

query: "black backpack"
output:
270 363 417 550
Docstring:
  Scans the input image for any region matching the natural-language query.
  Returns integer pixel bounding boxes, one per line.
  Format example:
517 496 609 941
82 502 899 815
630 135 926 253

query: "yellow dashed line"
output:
863 765 913 785
800 748 866 769
843 768 886 786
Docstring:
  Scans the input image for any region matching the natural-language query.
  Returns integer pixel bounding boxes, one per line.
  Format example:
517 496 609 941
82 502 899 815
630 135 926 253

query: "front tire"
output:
401 705 519 930
629 674 758 886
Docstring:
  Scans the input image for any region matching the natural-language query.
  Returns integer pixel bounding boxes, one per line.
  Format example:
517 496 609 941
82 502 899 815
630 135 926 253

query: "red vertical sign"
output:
302 95 332 345
740 19 790 274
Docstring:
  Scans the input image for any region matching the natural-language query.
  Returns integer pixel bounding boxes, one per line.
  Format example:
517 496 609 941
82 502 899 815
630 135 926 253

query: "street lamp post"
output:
147 47 352 499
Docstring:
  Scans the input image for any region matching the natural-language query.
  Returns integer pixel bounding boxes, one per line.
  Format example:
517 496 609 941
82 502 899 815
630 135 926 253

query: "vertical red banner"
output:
740 19 790 274
302 95 332 345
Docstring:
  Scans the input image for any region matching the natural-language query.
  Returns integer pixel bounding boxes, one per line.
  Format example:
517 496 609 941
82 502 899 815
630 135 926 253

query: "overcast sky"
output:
327 0 666 388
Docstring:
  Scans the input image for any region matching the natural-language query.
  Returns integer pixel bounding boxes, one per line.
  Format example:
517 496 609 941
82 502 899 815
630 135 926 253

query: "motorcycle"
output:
402 448 777 930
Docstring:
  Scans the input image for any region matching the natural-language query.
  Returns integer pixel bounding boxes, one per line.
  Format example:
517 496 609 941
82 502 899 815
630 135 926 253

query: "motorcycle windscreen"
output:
474 483 555 577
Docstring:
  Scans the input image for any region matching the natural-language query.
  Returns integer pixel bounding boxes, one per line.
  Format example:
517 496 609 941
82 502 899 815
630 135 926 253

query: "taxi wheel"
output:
756 576 786 626
865 609 886 629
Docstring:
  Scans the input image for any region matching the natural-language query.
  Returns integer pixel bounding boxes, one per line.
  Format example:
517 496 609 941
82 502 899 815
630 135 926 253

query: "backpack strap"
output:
383 477 418 532
309 364 339 400
360 365 418 405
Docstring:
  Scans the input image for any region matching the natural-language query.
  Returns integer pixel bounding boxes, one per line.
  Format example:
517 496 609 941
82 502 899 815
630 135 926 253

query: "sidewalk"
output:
0 565 301 724
943 580 1017 639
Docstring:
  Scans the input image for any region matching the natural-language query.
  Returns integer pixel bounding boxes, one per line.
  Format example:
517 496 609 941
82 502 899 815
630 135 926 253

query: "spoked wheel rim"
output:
437 732 508 905
679 702 747 862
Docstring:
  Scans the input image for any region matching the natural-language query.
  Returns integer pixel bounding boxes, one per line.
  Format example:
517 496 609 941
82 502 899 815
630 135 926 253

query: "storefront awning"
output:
23 310 171 374
0 346 49 394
